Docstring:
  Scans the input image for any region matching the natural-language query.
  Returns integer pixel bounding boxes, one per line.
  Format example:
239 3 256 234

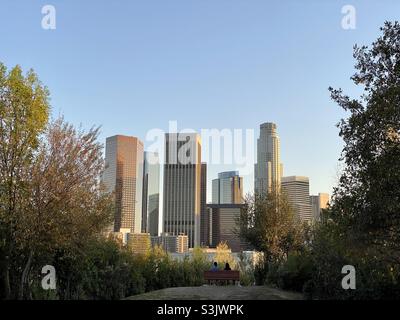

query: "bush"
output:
275 252 313 292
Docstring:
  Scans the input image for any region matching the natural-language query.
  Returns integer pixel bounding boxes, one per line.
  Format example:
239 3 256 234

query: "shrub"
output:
275 252 313 292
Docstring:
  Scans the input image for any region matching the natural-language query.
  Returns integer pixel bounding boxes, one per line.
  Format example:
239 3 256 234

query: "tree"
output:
329 21 400 263
0 64 50 299
238 192 305 264
214 242 236 269
17 118 114 299
310 21 400 299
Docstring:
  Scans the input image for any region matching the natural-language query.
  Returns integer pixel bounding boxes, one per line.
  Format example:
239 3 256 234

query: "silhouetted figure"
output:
224 263 231 271
211 261 218 272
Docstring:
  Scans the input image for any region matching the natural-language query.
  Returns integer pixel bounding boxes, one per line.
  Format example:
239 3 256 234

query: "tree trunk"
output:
18 250 33 300
2 246 12 299
4 267 11 299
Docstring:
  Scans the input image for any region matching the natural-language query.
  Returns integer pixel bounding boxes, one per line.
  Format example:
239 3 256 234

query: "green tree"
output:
329 21 400 259
238 191 306 286
311 21 400 299
0 64 50 299
238 192 305 264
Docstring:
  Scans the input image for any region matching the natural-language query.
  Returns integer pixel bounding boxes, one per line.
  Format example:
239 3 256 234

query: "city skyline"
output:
104 121 329 239
104 120 328 203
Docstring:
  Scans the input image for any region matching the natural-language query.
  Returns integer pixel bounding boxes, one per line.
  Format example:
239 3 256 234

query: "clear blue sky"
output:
1 0 399 199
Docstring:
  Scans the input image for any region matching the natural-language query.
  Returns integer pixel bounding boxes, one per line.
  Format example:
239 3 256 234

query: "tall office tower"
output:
103 135 144 234
281 176 313 222
163 133 203 248
200 163 209 247
212 171 243 204
310 193 330 221
254 122 283 195
141 152 160 236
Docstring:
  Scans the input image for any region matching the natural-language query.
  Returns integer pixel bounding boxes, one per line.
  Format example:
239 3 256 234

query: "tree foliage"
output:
310 21 400 299
238 191 306 263
0 64 50 299
0 63 113 299
214 242 236 269
328 22 400 256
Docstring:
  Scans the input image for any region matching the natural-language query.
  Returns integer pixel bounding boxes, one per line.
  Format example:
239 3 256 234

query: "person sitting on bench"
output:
211 261 219 272
224 263 231 271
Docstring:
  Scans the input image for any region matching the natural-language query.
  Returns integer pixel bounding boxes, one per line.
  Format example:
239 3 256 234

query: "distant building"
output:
281 176 313 222
255 122 283 195
310 193 330 221
163 133 203 248
103 135 144 234
212 171 243 204
200 163 209 247
128 233 151 255
142 152 160 236
151 233 189 253
207 204 246 252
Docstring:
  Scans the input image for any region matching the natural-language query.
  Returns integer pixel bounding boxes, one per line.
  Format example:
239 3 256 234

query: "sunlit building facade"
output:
255 122 283 195
128 233 151 255
103 135 144 234
310 193 330 221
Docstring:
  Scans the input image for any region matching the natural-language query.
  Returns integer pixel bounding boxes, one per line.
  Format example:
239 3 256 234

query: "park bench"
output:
204 270 240 285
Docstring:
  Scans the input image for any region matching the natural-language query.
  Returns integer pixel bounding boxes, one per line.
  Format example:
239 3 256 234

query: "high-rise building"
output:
212 171 243 204
163 133 203 248
255 122 283 195
281 176 312 222
310 193 330 221
142 152 160 236
103 135 144 234
207 204 246 252
200 163 209 247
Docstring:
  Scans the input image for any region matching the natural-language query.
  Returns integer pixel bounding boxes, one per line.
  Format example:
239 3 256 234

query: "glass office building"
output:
103 135 144 234
142 151 160 236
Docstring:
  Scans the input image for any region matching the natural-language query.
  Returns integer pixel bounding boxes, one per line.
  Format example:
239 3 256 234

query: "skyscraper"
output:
141 152 160 236
310 193 330 221
200 163 209 247
254 122 283 195
103 135 144 234
281 176 312 222
163 133 203 248
212 171 243 204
